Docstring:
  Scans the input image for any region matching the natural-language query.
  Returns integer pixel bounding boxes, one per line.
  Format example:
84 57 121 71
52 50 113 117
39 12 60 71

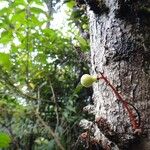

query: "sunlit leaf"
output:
0 52 11 69
74 36 89 51
10 0 27 7
30 7 46 14
11 10 26 23
0 31 12 44
66 1 75 9
0 133 11 148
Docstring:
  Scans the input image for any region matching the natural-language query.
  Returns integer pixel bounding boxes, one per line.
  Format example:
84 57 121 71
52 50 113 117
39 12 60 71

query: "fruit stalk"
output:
98 72 140 131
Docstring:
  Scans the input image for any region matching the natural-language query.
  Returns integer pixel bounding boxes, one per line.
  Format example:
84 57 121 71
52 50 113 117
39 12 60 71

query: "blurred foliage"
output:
0 0 91 149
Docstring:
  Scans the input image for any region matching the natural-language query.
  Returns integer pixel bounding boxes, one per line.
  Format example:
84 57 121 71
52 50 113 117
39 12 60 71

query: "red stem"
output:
98 73 139 130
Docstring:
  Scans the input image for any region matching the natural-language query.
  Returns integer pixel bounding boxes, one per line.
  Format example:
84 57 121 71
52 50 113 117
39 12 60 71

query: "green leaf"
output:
11 10 26 23
42 29 57 42
66 105 76 112
77 36 88 49
32 0 43 5
30 7 46 15
0 31 12 44
63 111 69 119
66 1 75 9
48 139 55 149
10 0 27 7
77 36 88 51
57 126 63 136
0 132 11 148
0 53 11 69
0 8 11 16
29 15 44 26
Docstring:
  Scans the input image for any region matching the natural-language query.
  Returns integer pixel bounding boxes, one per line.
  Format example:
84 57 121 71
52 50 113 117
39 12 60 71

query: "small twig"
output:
72 136 81 150
35 112 65 150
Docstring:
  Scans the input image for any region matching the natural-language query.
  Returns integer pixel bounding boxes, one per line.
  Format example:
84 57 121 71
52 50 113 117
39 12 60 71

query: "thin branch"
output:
49 81 59 132
0 66 55 103
44 0 53 27
35 112 65 150
62 117 81 135
72 136 81 150
0 77 58 104
25 5 30 85
37 82 47 112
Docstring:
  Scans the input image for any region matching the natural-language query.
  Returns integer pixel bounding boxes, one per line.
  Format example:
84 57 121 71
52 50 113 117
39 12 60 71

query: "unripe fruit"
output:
80 74 97 87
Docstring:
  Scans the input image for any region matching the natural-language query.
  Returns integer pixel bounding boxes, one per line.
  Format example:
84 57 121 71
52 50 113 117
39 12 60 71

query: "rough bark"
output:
79 0 150 149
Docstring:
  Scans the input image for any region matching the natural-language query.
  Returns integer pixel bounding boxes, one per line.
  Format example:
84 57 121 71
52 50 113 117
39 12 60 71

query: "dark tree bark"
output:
79 0 150 149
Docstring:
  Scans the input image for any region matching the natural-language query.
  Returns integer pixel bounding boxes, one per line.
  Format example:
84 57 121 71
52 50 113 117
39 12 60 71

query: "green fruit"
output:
80 74 97 87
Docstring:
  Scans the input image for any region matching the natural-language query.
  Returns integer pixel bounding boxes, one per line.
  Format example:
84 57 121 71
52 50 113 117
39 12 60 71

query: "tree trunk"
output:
79 0 150 149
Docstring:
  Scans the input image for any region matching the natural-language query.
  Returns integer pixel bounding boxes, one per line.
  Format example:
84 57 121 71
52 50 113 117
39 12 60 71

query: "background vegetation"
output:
0 0 91 149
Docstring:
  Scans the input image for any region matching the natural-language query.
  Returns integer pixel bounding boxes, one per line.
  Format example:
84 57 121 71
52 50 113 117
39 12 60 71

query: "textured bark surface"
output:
80 0 150 149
